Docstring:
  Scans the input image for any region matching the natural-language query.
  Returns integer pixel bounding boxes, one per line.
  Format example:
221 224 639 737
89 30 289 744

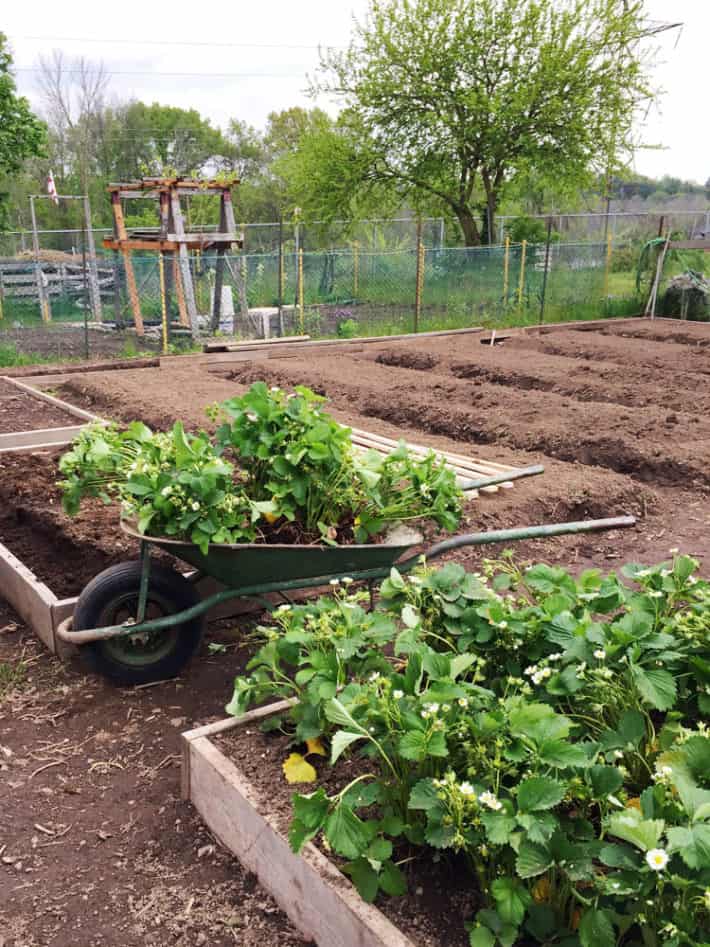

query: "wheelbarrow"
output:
55 482 635 685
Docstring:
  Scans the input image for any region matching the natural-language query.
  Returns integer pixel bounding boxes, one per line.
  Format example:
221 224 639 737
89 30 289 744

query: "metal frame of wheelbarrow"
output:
56 507 636 647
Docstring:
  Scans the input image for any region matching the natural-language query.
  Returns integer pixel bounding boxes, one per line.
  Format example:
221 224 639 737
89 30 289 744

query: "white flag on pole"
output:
47 170 59 205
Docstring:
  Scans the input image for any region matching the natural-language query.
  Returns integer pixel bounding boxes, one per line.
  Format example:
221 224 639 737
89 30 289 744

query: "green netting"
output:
0 239 656 361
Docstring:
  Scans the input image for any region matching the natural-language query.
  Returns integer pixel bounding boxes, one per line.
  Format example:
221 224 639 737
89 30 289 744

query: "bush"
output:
506 215 560 245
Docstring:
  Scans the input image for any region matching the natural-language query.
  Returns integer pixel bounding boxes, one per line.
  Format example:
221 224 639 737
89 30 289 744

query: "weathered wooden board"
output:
0 540 58 652
0 425 86 453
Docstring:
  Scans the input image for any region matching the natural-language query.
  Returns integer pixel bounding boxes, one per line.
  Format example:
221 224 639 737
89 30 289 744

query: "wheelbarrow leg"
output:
136 541 152 624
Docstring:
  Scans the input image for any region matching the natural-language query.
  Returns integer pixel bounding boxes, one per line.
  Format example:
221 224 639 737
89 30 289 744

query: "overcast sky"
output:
4 0 708 186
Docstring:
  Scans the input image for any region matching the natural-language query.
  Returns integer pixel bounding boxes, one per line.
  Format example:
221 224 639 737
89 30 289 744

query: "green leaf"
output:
398 730 428 761
589 765 624 799
491 876 531 926
324 803 375 860
469 929 496 947
631 666 677 711
667 824 710 869
324 698 363 732
608 809 664 852
408 779 441 811
330 730 366 764
516 840 553 879
366 837 393 863
578 908 615 947
379 859 407 896
482 812 518 845
538 740 590 769
517 777 566 813
344 857 379 902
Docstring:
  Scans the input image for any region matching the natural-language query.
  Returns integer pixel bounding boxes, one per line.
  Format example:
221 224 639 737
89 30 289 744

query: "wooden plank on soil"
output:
0 425 86 452
0 376 103 423
183 720 414 947
0 540 57 652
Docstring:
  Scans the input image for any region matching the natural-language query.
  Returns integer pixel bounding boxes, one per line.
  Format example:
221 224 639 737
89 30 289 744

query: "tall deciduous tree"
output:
0 34 46 227
313 0 655 245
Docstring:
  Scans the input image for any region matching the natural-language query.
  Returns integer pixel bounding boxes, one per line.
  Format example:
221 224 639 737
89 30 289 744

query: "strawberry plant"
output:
226 552 710 946
59 382 462 550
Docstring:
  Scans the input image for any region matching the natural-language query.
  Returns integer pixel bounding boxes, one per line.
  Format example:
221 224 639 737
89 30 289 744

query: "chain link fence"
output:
1 211 707 363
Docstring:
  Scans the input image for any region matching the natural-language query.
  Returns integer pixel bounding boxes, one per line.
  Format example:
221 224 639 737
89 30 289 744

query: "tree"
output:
313 0 655 245
0 34 46 227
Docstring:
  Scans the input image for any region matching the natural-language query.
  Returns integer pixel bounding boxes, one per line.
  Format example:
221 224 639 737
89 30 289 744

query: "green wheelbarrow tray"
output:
56 514 637 648
120 520 424 590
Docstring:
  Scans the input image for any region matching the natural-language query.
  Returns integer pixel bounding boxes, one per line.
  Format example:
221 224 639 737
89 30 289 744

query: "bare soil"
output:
0 390 79 435
0 603 309 947
3 316 710 945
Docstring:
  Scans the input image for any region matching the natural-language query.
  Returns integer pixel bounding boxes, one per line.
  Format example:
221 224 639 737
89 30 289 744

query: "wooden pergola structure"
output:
103 177 243 338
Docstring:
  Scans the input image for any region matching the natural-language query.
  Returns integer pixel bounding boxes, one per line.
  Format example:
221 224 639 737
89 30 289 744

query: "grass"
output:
0 343 56 368
0 659 26 700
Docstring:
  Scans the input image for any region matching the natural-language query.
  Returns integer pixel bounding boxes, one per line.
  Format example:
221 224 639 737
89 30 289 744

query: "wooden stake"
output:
158 252 168 354
173 257 189 327
29 196 51 323
169 191 199 338
83 195 102 322
111 192 143 334
517 240 527 308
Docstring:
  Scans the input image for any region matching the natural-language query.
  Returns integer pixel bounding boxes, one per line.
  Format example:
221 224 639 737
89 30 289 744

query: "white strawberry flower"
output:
646 848 669 872
478 790 503 811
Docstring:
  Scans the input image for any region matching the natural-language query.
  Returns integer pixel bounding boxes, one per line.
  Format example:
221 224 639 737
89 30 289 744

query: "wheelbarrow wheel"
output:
72 561 205 685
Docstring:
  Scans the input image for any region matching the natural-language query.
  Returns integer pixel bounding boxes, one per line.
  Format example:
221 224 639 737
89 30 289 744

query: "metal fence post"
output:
502 236 510 305
603 231 613 300
414 217 424 332
353 241 359 297
539 219 553 325
298 247 305 334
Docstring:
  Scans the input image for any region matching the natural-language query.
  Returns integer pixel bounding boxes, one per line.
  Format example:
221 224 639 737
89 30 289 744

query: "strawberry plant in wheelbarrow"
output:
54 381 632 684
226 553 710 947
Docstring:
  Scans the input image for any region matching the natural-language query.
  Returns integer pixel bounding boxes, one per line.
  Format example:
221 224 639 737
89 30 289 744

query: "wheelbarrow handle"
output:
399 515 636 571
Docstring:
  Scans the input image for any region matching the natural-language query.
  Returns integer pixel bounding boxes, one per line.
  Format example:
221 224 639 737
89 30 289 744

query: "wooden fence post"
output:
517 240 527 309
29 196 51 323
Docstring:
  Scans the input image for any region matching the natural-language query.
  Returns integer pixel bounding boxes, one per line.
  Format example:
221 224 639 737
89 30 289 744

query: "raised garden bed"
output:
183 702 470 947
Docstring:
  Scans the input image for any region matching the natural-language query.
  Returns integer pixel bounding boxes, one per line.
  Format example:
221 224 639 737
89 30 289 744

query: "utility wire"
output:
15 67 310 78
12 34 343 51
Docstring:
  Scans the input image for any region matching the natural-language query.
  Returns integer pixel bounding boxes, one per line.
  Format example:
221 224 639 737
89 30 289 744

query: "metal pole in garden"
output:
539 218 553 325
414 216 423 333
277 215 284 336
80 216 90 360
113 251 123 327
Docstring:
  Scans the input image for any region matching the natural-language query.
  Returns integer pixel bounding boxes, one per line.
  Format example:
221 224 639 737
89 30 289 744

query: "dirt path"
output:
0 602 309 947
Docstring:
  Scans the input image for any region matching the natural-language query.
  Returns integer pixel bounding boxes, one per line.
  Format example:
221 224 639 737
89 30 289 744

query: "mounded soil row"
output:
507 328 710 375
372 344 710 412
224 353 710 488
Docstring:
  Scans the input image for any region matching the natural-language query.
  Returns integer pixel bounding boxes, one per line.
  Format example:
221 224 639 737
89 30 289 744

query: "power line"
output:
15 67 310 78
12 34 342 51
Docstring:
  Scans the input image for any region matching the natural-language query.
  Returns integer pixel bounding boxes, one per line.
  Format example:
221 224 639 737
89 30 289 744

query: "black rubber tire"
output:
72 560 205 686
